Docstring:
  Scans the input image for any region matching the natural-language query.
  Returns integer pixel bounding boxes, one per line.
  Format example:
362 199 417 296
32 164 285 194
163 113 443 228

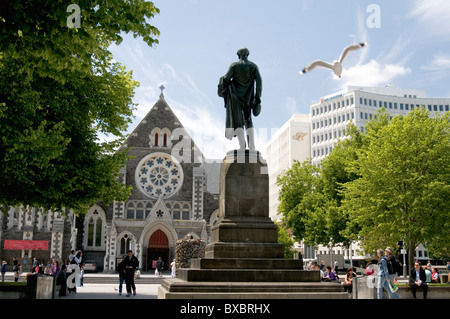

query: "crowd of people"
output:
0 250 86 295
1 249 179 299
3 247 448 299
305 247 449 299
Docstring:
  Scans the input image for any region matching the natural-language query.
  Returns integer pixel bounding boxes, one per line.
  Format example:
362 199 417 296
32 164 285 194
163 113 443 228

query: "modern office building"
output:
265 114 311 220
310 85 450 166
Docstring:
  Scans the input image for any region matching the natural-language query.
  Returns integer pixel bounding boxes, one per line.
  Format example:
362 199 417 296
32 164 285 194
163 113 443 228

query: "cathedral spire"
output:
159 84 165 99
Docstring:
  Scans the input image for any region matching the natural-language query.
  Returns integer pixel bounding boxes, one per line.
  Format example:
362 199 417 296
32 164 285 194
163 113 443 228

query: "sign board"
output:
4 240 49 250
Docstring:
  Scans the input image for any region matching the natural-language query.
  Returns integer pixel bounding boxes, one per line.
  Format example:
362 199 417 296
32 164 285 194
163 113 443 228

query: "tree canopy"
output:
343 108 450 265
277 108 450 267
0 1 160 214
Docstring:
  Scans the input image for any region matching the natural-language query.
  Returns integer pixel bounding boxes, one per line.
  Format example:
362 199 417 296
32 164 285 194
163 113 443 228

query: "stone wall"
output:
353 275 450 299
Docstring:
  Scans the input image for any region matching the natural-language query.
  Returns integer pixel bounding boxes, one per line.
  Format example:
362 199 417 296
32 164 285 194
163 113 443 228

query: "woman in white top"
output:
170 259 176 277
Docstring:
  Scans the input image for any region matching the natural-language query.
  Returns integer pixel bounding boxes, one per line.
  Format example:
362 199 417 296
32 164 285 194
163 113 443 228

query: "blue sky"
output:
108 0 450 159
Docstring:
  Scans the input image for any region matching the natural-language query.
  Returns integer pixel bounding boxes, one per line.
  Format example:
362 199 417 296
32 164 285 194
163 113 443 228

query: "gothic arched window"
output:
85 207 106 250
182 204 191 220
172 204 181 220
118 233 135 256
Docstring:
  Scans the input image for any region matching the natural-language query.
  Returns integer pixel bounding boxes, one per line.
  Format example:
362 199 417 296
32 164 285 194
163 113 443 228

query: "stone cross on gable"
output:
159 84 165 97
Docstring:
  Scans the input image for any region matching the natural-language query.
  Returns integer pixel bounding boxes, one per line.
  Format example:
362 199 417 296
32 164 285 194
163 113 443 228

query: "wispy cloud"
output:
409 0 450 37
419 54 450 85
336 59 411 89
167 97 234 160
421 54 450 72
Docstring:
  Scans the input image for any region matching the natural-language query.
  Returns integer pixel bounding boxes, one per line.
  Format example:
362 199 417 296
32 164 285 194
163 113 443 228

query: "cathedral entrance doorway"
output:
146 229 170 272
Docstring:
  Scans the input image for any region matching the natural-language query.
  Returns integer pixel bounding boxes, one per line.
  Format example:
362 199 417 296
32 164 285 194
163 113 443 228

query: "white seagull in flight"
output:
299 42 367 78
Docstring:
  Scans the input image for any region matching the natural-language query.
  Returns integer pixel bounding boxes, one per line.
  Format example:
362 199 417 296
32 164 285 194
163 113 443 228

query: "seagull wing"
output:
338 42 367 64
299 60 334 74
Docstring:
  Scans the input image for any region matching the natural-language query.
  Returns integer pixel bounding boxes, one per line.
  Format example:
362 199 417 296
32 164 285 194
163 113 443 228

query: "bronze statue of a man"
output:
218 48 262 150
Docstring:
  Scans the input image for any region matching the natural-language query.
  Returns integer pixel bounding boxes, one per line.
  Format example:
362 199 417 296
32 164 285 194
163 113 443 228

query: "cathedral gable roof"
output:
120 92 205 164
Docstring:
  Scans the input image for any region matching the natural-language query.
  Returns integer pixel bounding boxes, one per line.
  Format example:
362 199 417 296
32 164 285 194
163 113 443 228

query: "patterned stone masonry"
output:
192 167 205 220
51 214 65 259
175 238 206 276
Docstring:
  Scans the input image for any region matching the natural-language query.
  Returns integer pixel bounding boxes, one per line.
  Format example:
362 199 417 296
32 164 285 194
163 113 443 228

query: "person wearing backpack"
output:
385 247 401 280
376 248 400 299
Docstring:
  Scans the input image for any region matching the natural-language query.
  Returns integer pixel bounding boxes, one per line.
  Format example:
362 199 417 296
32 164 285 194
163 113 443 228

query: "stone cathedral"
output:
0 90 220 272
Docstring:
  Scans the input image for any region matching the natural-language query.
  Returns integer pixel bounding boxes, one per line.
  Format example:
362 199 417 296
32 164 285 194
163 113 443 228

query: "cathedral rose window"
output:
136 152 183 199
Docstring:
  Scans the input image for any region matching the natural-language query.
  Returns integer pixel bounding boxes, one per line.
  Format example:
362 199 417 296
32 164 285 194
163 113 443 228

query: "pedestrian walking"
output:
14 263 22 282
56 263 67 296
376 248 399 299
170 259 176 277
122 250 139 297
384 247 399 280
156 257 164 277
32 257 39 273
68 249 82 293
116 255 126 296
1 261 7 282
79 266 84 287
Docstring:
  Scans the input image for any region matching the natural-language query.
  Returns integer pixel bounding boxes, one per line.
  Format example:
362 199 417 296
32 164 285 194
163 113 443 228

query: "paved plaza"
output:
3 272 162 299
60 281 160 299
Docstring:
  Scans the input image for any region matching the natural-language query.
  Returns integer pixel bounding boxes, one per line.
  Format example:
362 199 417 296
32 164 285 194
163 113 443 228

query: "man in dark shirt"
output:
122 250 139 297
409 262 427 299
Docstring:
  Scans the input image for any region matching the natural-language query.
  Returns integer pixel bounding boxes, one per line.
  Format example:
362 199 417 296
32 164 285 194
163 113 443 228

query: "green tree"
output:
276 160 320 242
342 108 450 271
0 1 160 214
276 159 349 250
276 222 295 259
0 1 159 83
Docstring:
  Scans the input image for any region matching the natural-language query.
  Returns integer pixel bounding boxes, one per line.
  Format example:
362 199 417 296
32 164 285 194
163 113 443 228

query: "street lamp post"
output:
350 241 353 269
401 249 407 277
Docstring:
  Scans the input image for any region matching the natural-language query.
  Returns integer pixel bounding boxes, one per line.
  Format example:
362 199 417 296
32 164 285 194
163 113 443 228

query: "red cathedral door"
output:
147 229 170 271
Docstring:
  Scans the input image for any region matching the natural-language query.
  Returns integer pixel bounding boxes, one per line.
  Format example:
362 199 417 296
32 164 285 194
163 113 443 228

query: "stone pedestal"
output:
206 150 284 260
158 150 348 299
